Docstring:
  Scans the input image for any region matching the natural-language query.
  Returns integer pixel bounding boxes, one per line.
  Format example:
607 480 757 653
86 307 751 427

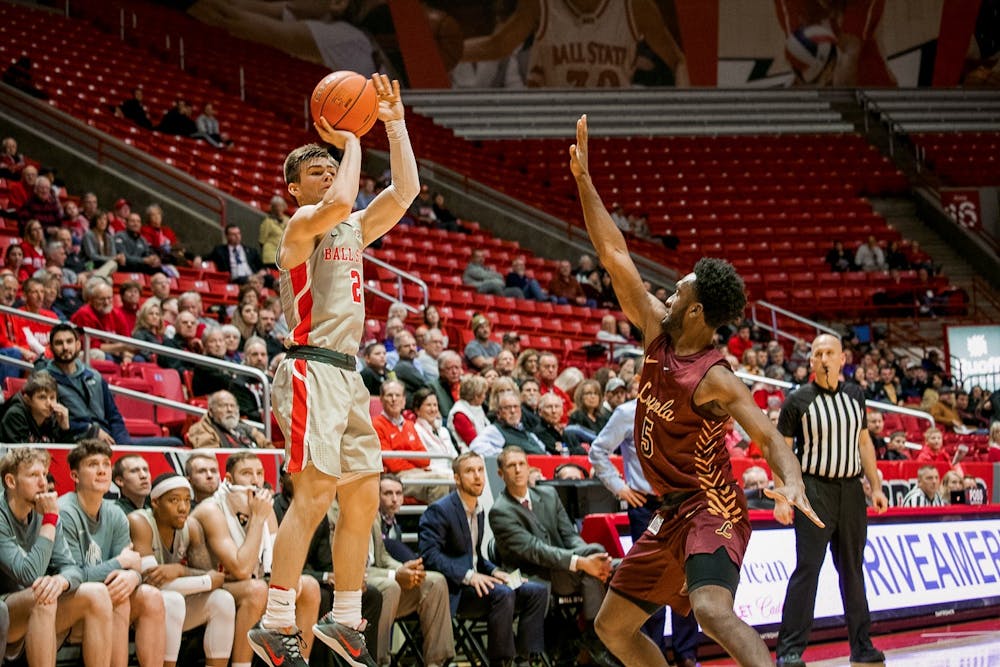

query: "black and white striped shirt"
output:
778 381 866 479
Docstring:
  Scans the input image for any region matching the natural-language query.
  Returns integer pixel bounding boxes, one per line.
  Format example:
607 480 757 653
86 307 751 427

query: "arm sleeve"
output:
0 514 55 588
382 120 419 209
48 526 84 592
588 408 630 495
470 426 504 457
115 234 144 265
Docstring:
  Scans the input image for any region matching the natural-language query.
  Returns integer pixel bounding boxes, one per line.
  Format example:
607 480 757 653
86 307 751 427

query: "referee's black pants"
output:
776 474 875 659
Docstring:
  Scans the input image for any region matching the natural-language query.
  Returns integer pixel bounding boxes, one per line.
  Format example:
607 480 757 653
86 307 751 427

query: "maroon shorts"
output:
609 487 750 616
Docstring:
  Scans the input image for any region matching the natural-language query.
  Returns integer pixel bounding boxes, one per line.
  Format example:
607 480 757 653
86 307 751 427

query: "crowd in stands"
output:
0 131 997 664
114 88 234 148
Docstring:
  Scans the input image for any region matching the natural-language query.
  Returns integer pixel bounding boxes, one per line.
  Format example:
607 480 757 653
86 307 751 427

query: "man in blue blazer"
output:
418 451 548 667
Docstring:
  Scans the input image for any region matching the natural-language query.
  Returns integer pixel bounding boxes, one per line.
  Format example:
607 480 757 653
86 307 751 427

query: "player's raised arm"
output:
570 114 664 337
358 75 419 247
461 0 539 62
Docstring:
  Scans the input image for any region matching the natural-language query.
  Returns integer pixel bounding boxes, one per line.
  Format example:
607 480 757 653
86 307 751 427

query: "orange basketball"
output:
310 71 378 137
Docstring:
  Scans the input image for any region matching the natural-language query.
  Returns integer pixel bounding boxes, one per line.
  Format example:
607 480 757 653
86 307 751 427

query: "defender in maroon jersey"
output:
569 114 823 667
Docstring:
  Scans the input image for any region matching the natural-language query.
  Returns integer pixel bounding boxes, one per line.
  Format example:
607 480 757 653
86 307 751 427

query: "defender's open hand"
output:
569 114 590 179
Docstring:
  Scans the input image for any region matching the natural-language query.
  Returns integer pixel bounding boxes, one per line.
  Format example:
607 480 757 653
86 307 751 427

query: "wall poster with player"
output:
183 0 999 89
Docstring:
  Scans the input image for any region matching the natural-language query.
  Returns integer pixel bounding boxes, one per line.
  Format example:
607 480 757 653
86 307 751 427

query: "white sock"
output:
262 586 297 629
232 663 252 667
332 589 363 630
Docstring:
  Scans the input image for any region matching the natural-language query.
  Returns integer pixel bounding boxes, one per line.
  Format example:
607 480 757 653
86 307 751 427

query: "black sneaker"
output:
247 624 307 667
776 653 807 667
313 613 377 667
851 646 885 664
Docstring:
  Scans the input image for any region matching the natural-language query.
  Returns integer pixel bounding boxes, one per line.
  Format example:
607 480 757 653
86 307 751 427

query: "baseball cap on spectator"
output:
114 198 130 209
470 314 489 331
502 331 520 344
605 378 627 393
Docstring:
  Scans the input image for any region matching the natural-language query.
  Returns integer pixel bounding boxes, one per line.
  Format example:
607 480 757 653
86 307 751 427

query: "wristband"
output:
42 513 59 527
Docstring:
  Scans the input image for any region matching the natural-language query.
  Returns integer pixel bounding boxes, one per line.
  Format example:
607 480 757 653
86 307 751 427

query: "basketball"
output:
310 71 379 137
785 24 837 84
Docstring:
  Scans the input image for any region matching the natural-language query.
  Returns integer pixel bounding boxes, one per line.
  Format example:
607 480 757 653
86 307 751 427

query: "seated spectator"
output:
900 359 928 400
915 426 950 463
407 183 438 226
885 240 909 270
393 330 431 408
0 448 113 666
127 472 236 667
879 429 909 461
115 212 163 274
900 465 944 507
595 314 642 361
0 370 72 443
114 87 153 129
18 176 62 232
416 327 445 380
537 352 573 420
418 450 548 666
447 375 490 449
470 390 547 456
868 365 900 404
3 243 29 282
81 209 124 274
548 259 592 307
986 422 1000 463
219 324 242 362
505 256 549 301
191 327 238 397
464 314 501 371
140 204 179 261
463 248 520 297
178 290 215 330
156 98 198 136
375 473 419 562
354 176 378 210
187 389 270 448
954 390 989 431
360 342 390 397
741 465 774 509
495 348 516 377
928 386 964 430
0 135 26 180
258 196 288 267
566 378 609 443
864 409 889 457
2 56 48 99
431 191 464 233
940 470 965 503
432 350 463 417
752 372 785 411
513 348 540 384
131 296 166 356
12 277 57 358
20 219 47 273
40 323 181 447
108 198 130 232
421 303 449 346
6 163 36 209
231 302 262 344
412 387 461 474
373 380 450 503
194 102 232 148
488 446 615 663
207 224 271 286
70 276 135 361
824 241 854 272
727 322 754 360
117 280 141 333
854 235 887 272
191 452 319 667
533 392 584 455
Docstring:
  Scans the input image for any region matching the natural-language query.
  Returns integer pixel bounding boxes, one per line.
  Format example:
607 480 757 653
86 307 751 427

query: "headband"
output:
150 475 193 500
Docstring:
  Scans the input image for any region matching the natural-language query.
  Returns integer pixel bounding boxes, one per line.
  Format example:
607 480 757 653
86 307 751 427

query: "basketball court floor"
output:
700 617 1000 666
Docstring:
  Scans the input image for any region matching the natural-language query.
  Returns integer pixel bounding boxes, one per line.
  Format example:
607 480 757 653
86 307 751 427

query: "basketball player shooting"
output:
248 74 418 667
569 114 824 667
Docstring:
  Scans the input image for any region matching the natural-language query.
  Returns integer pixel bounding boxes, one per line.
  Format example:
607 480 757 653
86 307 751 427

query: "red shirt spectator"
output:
140 203 178 254
6 164 36 209
373 414 430 473
727 324 753 360
17 176 62 231
20 220 46 274
108 198 130 233
12 278 56 357
71 303 131 347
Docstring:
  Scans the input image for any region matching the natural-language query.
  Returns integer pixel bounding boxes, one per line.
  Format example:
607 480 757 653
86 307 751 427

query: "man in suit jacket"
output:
419 452 548 666
330 500 455 667
488 446 612 626
207 224 273 286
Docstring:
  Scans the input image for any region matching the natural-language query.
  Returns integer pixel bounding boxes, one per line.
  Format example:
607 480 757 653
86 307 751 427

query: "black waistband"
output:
658 490 698 511
285 345 357 371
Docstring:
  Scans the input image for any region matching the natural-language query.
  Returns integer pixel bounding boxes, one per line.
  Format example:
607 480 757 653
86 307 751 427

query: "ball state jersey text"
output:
634 333 738 497
529 0 641 87
279 218 364 355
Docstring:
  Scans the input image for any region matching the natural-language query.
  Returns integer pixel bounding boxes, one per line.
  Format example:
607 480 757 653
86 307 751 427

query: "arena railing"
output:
749 300 839 346
735 370 936 435
363 253 429 312
0 306 271 437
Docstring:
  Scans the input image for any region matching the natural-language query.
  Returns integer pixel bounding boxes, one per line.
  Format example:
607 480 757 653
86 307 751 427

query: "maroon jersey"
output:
634 333 738 496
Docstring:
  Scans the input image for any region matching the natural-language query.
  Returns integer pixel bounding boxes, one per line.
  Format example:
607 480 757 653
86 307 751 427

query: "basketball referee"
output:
772 334 888 667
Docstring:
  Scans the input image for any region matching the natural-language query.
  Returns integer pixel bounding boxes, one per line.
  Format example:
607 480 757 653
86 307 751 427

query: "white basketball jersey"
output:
528 0 641 87
279 217 364 355
138 509 191 565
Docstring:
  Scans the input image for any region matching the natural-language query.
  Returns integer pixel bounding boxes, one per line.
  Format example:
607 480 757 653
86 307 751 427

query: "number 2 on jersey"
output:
350 269 362 303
